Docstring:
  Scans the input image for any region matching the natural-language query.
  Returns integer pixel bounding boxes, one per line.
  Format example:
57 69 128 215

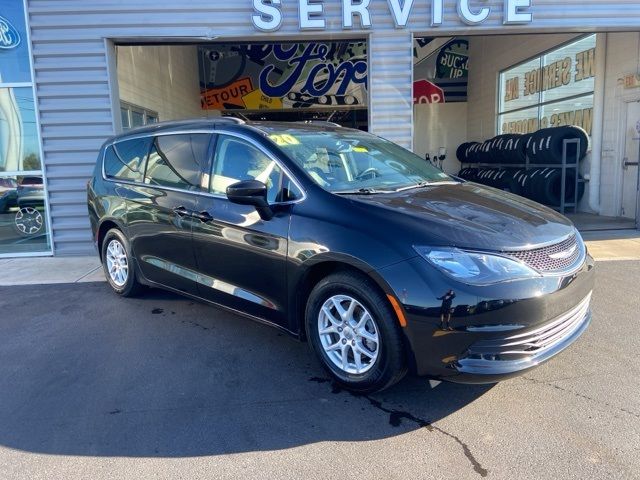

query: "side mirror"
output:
226 180 274 221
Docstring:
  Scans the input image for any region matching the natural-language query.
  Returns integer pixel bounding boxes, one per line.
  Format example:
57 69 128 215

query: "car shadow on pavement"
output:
0 283 492 458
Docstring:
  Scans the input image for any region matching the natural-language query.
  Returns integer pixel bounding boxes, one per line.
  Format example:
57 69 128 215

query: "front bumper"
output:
377 253 595 383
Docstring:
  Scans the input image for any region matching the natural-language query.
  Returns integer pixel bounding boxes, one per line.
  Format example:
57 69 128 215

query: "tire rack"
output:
460 138 583 215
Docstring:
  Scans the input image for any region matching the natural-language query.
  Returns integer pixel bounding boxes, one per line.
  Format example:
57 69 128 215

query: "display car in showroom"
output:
87 119 594 392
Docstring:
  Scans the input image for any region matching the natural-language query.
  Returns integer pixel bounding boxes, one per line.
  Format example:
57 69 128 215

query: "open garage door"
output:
114 39 368 131
413 31 640 231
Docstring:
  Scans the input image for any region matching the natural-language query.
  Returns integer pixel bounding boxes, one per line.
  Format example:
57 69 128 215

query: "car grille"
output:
502 234 582 273
465 292 592 362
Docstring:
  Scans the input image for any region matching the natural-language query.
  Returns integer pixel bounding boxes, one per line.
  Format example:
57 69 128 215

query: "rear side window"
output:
144 134 211 191
103 137 152 182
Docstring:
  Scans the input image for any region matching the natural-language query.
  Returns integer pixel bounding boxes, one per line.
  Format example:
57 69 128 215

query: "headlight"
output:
414 246 541 285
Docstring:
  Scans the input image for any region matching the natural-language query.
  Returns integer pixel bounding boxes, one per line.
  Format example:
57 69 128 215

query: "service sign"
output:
0 14 21 49
252 0 533 32
198 41 367 111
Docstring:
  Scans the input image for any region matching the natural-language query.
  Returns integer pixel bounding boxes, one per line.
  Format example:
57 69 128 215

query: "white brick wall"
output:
600 33 640 217
116 45 203 124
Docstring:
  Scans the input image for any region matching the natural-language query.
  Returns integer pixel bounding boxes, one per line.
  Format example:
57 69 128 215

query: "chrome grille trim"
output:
468 293 591 357
502 233 584 274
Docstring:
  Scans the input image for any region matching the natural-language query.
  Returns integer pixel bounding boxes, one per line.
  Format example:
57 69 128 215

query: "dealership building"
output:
0 0 639 257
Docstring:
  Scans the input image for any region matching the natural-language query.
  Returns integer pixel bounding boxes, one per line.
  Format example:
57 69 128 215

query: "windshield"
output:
261 126 453 193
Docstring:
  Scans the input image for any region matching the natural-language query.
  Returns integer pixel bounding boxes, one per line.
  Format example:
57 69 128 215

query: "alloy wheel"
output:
317 294 380 375
15 207 44 236
106 239 129 287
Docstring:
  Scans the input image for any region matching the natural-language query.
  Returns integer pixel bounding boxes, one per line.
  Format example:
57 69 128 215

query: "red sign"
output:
413 79 445 104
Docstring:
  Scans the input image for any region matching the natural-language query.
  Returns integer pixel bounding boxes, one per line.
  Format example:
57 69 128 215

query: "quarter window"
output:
144 134 211 190
104 137 152 182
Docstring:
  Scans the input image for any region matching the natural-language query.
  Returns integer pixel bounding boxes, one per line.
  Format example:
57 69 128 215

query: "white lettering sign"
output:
343 0 372 29
250 0 534 31
457 0 490 25
504 0 532 24
387 0 416 28
252 0 283 32
299 0 326 29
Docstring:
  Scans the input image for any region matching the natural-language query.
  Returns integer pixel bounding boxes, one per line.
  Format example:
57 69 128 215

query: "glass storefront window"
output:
120 102 158 131
0 1 31 84
541 35 596 104
0 0 51 256
497 35 596 141
0 87 41 172
540 94 594 137
0 174 51 255
499 57 540 114
499 106 540 135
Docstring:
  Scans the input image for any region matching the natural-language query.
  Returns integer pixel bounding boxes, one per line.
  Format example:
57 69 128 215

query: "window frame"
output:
0 0 53 258
143 133 211 192
120 101 160 131
103 136 153 183
101 129 306 205
207 130 306 205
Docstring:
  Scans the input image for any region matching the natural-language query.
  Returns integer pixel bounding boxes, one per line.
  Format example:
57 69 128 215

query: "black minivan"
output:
88 118 594 392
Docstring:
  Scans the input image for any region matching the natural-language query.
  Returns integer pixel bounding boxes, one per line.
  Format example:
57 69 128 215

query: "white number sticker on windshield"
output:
269 134 300 146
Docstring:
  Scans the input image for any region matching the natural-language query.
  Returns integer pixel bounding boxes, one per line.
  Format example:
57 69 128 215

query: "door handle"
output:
623 158 639 170
173 206 191 217
193 210 213 223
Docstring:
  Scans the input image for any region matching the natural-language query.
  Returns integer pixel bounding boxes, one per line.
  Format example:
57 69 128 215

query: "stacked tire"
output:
456 126 588 207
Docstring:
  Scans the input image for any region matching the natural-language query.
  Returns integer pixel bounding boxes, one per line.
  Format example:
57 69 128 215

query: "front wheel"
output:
306 271 407 393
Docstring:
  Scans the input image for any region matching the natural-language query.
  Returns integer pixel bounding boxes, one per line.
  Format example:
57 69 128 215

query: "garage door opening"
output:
114 39 369 132
412 32 640 231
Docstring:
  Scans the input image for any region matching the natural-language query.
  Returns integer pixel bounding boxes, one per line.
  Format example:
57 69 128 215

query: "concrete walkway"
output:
0 229 638 286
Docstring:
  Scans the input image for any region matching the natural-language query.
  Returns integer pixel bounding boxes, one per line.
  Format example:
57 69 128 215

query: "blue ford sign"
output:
0 15 21 49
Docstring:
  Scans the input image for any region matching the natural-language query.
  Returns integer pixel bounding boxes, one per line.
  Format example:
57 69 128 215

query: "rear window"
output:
104 137 152 182
144 134 211 191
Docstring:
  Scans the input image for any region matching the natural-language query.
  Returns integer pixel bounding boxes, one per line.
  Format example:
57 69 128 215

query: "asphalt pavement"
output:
0 261 639 479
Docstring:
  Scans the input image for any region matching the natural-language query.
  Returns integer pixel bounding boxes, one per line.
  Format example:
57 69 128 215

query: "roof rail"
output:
217 116 246 125
297 120 342 127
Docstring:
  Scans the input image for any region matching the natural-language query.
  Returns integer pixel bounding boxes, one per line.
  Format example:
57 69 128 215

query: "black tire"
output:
305 271 407 393
101 228 144 297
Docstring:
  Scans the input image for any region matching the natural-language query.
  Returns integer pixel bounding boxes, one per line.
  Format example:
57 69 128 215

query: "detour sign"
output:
201 77 254 110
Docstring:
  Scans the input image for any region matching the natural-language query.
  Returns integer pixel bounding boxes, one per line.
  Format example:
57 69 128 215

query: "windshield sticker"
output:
269 134 300 146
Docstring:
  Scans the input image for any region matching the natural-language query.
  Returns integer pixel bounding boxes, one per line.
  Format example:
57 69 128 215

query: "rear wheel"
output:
306 271 406 393
101 228 143 297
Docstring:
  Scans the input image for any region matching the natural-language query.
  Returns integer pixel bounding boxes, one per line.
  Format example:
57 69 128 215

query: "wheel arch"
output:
292 255 403 342
96 218 127 260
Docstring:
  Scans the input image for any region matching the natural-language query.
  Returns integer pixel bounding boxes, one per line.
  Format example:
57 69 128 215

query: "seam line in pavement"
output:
522 376 640 419
75 265 103 283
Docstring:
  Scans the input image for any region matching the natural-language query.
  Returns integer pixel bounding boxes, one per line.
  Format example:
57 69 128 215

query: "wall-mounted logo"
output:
0 15 21 50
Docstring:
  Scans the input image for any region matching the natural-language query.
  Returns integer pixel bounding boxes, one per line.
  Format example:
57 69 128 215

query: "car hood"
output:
350 182 575 251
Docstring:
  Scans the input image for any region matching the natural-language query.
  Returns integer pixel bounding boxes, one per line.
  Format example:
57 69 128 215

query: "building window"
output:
120 102 159 131
0 0 51 256
498 34 596 139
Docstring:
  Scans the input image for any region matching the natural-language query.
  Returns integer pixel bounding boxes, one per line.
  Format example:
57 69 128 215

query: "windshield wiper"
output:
394 181 433 192
394 179 459 192
334 187 392 195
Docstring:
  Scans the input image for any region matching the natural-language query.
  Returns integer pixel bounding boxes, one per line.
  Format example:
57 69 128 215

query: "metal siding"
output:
26 0 640 255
